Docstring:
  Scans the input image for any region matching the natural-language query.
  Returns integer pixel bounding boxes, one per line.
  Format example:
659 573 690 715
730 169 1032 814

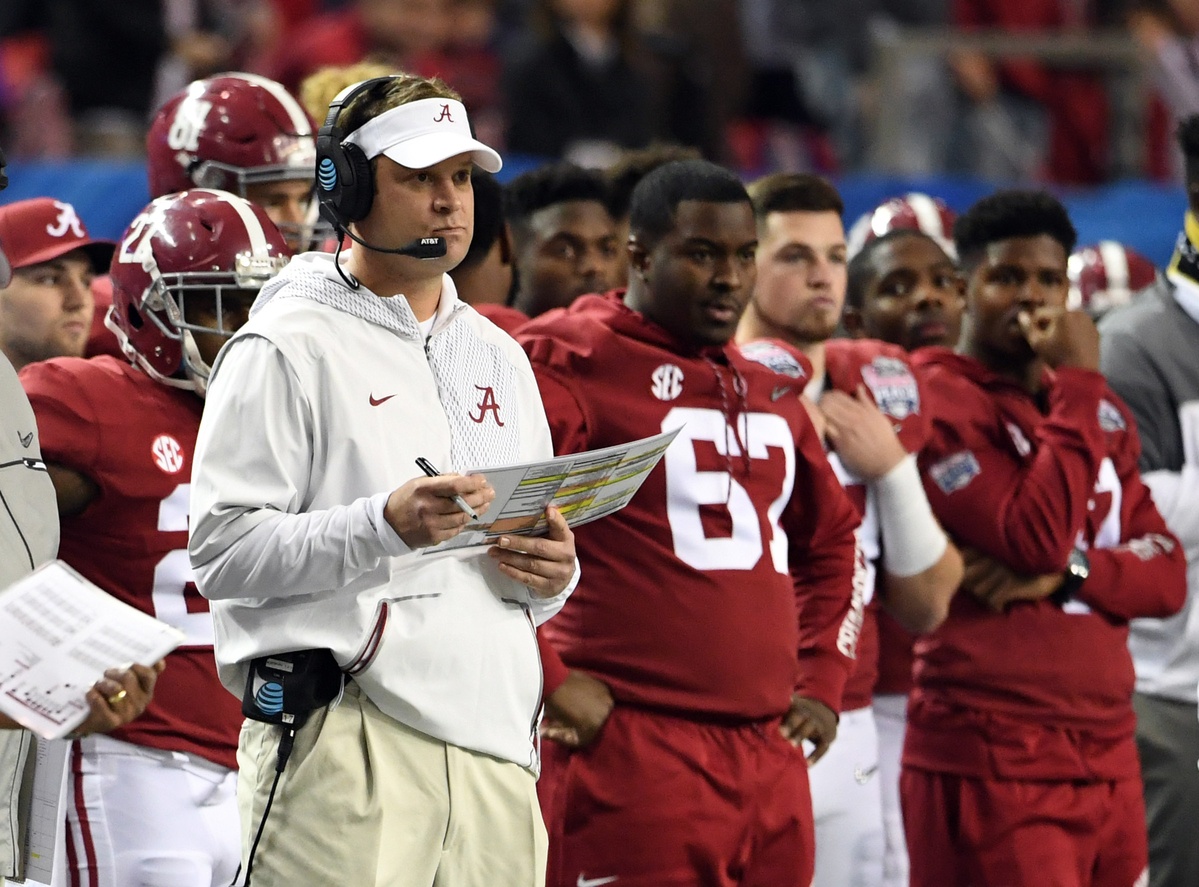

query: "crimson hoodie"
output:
825 339 930 711
21 356 241 769
518 292 862 720
740 337 930 713
908 348 1186 780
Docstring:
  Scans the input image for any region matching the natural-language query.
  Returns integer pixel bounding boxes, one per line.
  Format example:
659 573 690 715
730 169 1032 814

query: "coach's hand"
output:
385 473 494 548
489 506 577 599
542 670 614 748
782 694 838 764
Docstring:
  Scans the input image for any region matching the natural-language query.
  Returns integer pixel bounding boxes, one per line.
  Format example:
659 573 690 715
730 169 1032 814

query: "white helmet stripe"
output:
197 188 272 256
1097 240 1130 291
906 192 946 237
228 72 313 135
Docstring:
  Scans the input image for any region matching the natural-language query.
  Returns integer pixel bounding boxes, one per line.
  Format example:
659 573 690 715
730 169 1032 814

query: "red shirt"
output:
908 349 1186 780
518 293 862 720
474 303 529 336
85 275 124 360
740 338 930 712
825 340 929 710
21 357 242 769
873 605 915 696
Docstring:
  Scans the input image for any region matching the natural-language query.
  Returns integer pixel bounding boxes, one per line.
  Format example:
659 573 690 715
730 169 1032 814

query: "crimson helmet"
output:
1067 241 1159 319
847 192 957 260
146 72 327 249
107 189 290 394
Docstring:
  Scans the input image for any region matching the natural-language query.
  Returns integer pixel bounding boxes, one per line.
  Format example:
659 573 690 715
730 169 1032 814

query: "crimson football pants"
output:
538 706 815 887
902 767 1148 887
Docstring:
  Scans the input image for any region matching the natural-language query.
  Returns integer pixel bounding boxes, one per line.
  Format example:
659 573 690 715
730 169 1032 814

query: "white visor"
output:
344 98 502 173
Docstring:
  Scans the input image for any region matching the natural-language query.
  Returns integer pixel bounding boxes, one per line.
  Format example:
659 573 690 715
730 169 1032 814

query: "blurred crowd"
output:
4 0 1199 184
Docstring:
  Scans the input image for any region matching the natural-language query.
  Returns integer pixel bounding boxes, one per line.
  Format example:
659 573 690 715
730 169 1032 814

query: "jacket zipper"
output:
0 460 46 571
522 606 544 766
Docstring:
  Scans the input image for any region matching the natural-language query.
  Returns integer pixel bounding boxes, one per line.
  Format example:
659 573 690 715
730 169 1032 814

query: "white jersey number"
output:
167 97 212 153
1065 456 1122 615
152 483 214 646
828 455 878 605
1091 456 1123 550
663 407 795 573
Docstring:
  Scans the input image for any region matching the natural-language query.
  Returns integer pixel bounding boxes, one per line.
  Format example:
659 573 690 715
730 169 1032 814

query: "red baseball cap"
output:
0 198 115 284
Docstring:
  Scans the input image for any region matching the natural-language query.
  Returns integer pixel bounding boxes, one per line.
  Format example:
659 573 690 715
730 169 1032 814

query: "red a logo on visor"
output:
433 104 454 123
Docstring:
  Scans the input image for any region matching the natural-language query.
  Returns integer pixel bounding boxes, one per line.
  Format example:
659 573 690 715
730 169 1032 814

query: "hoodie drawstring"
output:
703 355 752 503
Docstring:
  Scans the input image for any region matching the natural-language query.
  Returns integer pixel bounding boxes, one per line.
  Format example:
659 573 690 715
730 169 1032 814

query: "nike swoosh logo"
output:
369 394 396 407
853 764 879 784
18 430 33 448
577 876 619 887
771 385 791 402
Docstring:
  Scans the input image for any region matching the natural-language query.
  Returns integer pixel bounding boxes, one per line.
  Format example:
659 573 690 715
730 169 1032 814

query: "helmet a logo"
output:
167 94 214 153
151 434 185 474
433 104 454 123
45 202 85 239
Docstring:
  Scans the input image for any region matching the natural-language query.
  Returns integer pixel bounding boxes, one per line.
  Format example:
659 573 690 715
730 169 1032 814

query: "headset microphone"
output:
338 229 447 259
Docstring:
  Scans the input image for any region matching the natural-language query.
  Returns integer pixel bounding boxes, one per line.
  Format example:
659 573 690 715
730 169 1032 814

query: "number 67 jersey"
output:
518 293 863 720
20 355 241 768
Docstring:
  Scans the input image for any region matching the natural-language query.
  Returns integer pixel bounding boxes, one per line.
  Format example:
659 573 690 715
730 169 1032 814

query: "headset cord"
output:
239 726 297 886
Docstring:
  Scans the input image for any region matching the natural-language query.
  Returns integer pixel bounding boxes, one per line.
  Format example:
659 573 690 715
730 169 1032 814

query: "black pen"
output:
415 457 480 521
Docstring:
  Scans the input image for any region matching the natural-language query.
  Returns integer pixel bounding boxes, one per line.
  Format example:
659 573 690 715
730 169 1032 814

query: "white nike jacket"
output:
189 252 574 769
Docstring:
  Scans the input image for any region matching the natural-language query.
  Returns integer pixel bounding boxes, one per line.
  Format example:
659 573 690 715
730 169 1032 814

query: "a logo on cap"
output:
433 104 454 123
45 202 85 239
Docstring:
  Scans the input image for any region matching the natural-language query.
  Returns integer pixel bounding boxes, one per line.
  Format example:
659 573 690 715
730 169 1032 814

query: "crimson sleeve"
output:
788 416 862 716
952 0 985 28
527 364 592 457
20 360 102 476
919 368 1109 575
1075 414 1187 621
523 345 594 702
538 631 570 698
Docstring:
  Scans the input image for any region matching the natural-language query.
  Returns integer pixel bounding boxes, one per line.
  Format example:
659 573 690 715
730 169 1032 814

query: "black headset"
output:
315 76 400 228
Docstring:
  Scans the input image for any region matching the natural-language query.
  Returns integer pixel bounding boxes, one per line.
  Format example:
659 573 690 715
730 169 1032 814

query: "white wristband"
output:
874 454 949 578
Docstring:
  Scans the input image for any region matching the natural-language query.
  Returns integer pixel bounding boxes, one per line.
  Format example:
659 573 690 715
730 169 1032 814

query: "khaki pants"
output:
237 682 547 886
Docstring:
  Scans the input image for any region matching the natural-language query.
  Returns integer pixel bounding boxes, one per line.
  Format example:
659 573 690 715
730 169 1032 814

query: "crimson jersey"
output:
907 349 1186 780
85 275 124 360
474 303 529 336
20 356 241 769
873 607 915 695
518 293 862 719
742 339 929 712
826 340 928 711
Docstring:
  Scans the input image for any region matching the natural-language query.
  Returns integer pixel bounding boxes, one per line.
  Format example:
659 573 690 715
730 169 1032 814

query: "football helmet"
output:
107 189 290 394
1067 241 1158 319
847 192 957 260
146 72 327 249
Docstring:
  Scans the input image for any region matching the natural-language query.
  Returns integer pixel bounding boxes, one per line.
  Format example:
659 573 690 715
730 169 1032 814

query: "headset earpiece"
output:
315 76 397 227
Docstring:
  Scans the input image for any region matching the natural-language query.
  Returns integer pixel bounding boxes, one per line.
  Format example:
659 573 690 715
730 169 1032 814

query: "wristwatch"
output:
1054 547 1091 603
